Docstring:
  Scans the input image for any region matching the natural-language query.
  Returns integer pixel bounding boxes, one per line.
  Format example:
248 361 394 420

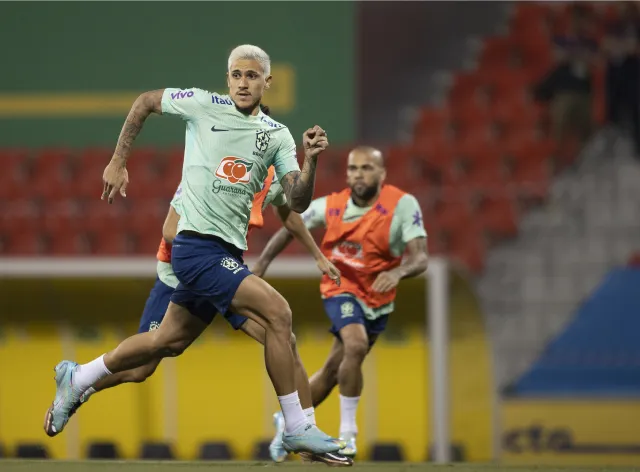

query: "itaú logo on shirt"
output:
215 157 254 184
332 241 365 268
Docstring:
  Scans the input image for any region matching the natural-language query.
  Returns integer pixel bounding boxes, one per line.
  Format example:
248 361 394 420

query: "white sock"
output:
339 395 360 435
303 407 316 426
278 391 308 434
82 387 97 400
73 354 111 392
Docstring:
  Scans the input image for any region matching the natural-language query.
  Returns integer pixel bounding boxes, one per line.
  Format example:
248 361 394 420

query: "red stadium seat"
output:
476 191 519 238
137 231 163 255
41 199 83 233
74 148 113 198
479 37 518 70
126 199 168 237
414 107 451 137
448 229 486 274
91 231 137 255
30 148 75 199
457 164 507 196
49 227 91 255
509 159 550 201
0 199 41 234
4 230 48 255
0 148 31 200
81 200 128 234
432 198 474 235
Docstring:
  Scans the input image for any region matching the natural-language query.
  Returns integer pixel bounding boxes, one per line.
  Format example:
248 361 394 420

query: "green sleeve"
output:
169 183 183 216
389 194 426 257
301 197 328 229
264 180 287 208
161 88 210 121
273 130 300 181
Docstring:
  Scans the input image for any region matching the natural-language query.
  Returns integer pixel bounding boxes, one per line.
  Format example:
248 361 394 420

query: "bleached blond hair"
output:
227 44 271 76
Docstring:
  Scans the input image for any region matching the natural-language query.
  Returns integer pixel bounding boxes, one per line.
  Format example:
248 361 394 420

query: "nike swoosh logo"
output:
325 453 350 461
211 126 229 132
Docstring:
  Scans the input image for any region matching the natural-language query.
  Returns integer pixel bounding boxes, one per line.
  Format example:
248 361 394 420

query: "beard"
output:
233 96 261 115
351 182 379 202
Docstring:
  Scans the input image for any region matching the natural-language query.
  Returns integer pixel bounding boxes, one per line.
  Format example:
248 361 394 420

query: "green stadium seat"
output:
140 442 174 460
199 441 233 460
427 443 466 462
252 440 272 461
87 441 120 459
370 442 404 461
16 443 48 459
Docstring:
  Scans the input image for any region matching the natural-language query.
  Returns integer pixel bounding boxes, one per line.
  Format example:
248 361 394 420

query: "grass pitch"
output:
1 461 640 472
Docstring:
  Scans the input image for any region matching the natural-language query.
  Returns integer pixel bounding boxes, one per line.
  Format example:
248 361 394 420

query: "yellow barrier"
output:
502 399 640 466
0 274 493 461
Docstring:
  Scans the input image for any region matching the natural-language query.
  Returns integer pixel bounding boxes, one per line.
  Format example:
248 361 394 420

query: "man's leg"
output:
238 317 313 411
44 302 207 436
230 275 296 397
309 338 343 407
310 334 379 409
228 276 342 454
335 324 369 439
312 296 387 457
91 359 161 391
238 317 319 463
78 277 175 406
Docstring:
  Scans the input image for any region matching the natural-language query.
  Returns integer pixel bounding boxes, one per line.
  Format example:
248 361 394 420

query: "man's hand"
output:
303 125 329 159
371 271 401 293
102 157 129 204
317 256 341 286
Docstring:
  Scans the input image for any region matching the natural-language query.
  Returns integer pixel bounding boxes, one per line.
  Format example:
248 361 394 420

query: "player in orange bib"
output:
253 146 428 459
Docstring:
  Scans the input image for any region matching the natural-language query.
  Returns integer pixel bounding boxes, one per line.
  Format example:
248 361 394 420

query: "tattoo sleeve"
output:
113 89 164 162
280 156 318 213
390 237 429 279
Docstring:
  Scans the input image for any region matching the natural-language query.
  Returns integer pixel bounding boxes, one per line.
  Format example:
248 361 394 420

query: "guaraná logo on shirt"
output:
215 157 254 184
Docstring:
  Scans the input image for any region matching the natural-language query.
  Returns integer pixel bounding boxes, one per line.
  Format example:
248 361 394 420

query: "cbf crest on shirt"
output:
161 88 300 251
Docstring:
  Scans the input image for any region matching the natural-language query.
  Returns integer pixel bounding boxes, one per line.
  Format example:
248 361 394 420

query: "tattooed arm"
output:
280 157 318 213
114 90 164 163
102 89 164 202
371 237 429 293
280 125 328 213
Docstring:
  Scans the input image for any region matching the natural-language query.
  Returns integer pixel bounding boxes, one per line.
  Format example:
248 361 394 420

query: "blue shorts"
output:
323 295 389 345
138 278 248 333
137 277 174 333
169 233 252 326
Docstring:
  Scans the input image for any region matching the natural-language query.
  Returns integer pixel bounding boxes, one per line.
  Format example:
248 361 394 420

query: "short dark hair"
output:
260 104 271 116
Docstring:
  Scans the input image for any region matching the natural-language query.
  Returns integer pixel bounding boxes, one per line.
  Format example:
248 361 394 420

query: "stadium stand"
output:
0 3 613 276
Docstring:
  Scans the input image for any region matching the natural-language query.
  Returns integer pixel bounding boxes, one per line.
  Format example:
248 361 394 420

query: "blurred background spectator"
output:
534 3 597 148
602 1 640 156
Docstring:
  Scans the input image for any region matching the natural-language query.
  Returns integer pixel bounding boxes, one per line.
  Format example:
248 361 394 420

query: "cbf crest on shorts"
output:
340 301 355 318
221 256 244 275
255 130 271 152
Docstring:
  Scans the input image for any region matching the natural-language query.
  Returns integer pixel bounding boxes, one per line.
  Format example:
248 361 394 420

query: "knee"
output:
265 298 292 335
343 339 369 363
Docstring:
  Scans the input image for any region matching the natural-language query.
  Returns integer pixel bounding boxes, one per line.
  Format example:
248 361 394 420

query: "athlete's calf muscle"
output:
103 303 206 372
